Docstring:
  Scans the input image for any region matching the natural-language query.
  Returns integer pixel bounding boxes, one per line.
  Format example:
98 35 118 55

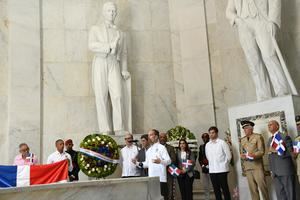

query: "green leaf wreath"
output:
167 125 196 141
78 134 120 178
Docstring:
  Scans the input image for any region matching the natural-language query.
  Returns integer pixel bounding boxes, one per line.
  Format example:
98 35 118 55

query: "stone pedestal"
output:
228 95 300 199
0 177 163 200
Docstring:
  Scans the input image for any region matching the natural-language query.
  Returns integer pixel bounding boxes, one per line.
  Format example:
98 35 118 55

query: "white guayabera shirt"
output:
120 145 139 177
143 142 171 182
205 138 232 173
47 151 73 172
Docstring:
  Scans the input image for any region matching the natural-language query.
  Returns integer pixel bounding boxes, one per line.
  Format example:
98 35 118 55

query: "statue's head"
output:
102 2 117 23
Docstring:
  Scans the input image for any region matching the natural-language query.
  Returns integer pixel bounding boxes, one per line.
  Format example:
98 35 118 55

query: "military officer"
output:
240 120 269 200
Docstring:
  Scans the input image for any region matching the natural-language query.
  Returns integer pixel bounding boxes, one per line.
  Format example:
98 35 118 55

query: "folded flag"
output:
168 164 181 177
246 152 254 160
0 160 68 188
293 141 300 153
270 133 286 156
182 159 193 168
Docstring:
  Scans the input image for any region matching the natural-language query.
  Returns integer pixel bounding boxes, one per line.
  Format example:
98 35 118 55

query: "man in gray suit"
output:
267 120 296 200
226 0 291 101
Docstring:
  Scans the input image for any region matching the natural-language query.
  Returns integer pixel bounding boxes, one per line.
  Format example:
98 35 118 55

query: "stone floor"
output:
193 179 215 200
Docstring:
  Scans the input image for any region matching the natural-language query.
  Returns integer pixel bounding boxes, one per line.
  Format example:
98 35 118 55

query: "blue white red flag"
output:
182 159 193 168
168 164 181 177
246 152 254 160
270 133 286 156
0 160 68 188
293 141 300 153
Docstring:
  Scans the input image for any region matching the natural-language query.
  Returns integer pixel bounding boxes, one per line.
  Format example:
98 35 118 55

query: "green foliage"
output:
167 125 196 141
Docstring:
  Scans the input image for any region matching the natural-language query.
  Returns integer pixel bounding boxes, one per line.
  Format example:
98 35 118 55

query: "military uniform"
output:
241 133 269 200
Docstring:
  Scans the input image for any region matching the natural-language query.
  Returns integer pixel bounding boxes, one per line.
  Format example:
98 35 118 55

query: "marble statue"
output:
226 0 298 101
88 2 131 135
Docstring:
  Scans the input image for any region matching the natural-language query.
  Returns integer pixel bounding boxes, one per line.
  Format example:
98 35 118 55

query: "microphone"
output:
128 139 139 143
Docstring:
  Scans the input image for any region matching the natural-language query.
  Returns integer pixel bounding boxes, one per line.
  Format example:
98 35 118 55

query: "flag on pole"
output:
270 133 286 156
0 160 68 188
168 164 181 177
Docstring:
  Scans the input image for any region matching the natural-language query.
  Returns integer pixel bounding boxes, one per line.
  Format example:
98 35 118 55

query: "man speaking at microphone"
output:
120 133 140 178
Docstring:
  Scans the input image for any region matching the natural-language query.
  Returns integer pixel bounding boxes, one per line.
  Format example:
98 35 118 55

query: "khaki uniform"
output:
241 133 269 200
295 135 300 183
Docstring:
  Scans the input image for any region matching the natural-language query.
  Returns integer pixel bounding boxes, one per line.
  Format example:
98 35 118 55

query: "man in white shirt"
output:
136 129 171 200
205 126 232 200
120 133 139 177
47 139 73 172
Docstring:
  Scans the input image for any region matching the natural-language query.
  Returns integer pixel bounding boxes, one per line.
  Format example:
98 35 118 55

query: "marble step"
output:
193 189 215 200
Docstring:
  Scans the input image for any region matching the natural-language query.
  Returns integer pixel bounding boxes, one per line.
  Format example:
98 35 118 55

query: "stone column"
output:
168 0 216 135
7 0 42 163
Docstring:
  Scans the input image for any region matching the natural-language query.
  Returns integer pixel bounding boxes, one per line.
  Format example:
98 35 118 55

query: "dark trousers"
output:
274 175 296 200
209 172 231 200
177 174 194 200
160 182 168 200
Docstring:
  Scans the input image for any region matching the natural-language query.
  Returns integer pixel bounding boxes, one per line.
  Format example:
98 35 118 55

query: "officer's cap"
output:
241 120 255 129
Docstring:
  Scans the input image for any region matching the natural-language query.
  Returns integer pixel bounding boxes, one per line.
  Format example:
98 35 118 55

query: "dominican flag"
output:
168 164 181 177
182 159 193 168
293 141 300 153
0 160 68 188
246 152 254 160
270 133 286 156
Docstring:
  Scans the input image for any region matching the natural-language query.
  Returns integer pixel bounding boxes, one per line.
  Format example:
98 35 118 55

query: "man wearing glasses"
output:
14 143 38 166
120 133 139 177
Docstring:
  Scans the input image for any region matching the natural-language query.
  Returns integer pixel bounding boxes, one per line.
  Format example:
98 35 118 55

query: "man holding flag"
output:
240 120 269 200
267 120 296 200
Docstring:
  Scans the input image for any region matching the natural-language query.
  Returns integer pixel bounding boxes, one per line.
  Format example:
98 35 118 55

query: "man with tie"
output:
267 120 296 200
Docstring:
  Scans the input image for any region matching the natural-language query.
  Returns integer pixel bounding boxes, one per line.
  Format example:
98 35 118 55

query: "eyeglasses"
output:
124 138 132 140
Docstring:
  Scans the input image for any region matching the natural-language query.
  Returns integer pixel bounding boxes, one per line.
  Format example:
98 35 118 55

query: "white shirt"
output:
47 151 73 172
205 138 232 173
120 145 139 177
143 142 171 182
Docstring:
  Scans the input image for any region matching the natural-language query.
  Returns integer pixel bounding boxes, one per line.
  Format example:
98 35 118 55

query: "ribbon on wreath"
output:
79 148 119 164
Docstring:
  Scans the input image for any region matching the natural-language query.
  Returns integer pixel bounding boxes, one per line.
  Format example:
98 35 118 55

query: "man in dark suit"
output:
160 132 177 200
267 120 296 200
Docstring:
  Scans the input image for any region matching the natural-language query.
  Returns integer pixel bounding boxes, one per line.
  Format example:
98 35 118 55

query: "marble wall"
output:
0 0 8 164
0 0 300 168
168 0 215 138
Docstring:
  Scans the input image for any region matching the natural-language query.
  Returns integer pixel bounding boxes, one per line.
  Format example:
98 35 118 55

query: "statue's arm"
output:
226 0 238 26
268 0 281 28
88 27 111 53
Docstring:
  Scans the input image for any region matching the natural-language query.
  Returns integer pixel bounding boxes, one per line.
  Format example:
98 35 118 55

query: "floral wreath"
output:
78 133 120 178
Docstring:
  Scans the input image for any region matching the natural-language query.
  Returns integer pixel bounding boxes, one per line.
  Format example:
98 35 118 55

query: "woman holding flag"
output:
176 139 195 200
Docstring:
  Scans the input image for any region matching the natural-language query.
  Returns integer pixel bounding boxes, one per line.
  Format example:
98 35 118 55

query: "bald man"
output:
267 120 296 200
120 133 139 177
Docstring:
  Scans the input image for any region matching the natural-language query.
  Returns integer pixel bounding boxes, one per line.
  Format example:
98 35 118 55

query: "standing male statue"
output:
89 2 130 134
226 0 297 101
